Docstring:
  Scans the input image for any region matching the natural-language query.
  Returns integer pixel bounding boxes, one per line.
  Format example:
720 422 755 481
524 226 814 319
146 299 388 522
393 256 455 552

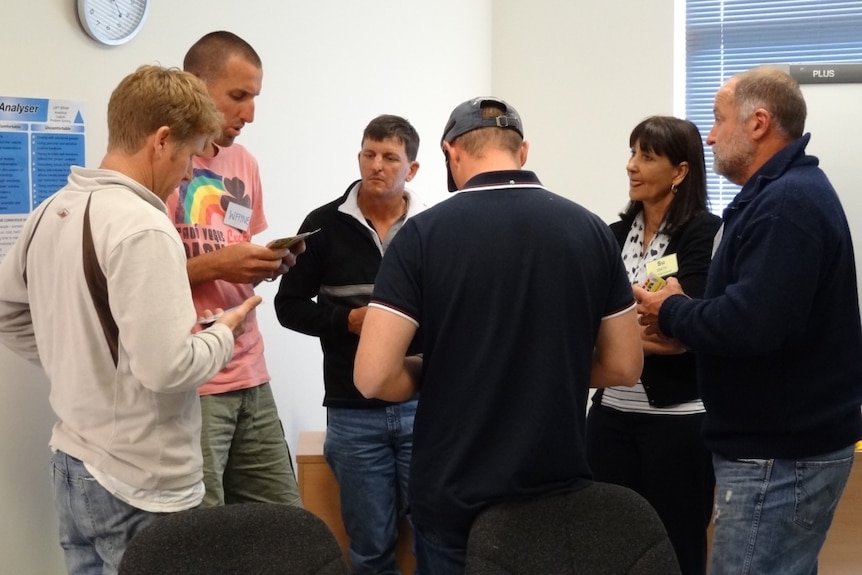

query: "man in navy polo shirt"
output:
353 97 643 573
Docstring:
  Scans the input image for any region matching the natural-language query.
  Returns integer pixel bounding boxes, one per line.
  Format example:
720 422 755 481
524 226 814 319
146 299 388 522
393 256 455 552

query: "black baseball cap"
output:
441 97 523 191
441 97 524 144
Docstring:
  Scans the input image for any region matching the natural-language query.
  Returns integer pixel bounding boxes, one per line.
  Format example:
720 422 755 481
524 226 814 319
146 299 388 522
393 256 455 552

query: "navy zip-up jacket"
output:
659 134 862 459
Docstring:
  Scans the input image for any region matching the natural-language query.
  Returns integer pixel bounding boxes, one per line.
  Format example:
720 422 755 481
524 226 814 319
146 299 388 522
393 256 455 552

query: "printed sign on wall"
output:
0 96 86 258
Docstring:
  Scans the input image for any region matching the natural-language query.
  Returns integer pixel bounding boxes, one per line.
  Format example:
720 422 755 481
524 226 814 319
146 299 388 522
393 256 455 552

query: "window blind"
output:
686 0 862 213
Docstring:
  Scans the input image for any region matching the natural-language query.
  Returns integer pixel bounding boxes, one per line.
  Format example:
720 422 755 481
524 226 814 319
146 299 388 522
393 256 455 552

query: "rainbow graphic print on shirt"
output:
179 171 223 225
172 168 253 259
175 168 252 225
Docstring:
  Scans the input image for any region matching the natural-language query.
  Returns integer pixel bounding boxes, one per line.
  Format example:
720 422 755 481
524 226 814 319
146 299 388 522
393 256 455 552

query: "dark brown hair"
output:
183 31 262 82
619 115 709 235
362 115 420 161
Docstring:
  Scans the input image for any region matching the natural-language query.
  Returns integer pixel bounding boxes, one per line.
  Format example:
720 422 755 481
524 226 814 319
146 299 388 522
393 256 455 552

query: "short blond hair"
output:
107 65 222 154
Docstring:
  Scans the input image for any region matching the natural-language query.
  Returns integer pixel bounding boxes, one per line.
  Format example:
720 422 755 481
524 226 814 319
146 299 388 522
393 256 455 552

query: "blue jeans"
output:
710 445 855 575
413 522 467 575
51 450 164 575
325 398 417 575
200 382 301 507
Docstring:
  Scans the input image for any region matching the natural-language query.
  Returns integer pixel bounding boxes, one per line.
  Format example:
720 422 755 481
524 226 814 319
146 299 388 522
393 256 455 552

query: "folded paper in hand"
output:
266 228 321 250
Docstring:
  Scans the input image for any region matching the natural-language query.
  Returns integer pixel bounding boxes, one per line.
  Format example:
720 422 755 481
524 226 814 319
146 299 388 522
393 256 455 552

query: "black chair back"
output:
465 482 681 575
118 503 348 575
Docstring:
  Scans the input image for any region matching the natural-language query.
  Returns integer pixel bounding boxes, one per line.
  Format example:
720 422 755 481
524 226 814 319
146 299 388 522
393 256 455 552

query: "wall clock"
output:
77 0 151 46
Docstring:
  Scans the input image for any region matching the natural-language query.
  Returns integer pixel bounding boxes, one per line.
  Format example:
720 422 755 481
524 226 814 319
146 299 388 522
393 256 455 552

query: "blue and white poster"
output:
0 96 86 258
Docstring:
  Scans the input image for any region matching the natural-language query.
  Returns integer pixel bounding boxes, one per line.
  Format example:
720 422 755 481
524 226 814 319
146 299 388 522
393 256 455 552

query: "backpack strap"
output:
21 195 59 287
22 193 119 367
82 194 119 367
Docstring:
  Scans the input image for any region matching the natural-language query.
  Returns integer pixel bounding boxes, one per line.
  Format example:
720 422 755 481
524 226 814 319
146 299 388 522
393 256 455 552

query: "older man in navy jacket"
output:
635 66 862 575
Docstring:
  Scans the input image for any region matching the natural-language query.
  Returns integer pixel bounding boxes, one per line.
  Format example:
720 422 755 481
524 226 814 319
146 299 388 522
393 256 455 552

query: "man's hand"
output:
641 328 687 355
348 306 368 335
214 295 262 338
270 239 307 281
187 241 305 286
632 276 686 336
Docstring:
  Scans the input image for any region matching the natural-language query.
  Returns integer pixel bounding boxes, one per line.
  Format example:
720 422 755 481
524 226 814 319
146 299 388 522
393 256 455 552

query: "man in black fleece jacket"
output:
275 114 423 574
635 66 862 575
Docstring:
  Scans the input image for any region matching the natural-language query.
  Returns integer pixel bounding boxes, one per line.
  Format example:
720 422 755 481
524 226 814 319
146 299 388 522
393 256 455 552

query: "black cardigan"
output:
608 210 721 407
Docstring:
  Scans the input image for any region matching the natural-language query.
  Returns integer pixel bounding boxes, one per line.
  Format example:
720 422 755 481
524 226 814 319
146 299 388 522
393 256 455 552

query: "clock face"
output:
77 0 150 46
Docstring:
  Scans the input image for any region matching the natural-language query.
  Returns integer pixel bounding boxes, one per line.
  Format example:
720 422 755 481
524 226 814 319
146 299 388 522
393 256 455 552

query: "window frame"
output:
681 0 862 214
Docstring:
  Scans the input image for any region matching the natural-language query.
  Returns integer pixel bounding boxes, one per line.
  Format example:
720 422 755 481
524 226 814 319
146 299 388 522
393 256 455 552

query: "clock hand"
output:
110 0 122 17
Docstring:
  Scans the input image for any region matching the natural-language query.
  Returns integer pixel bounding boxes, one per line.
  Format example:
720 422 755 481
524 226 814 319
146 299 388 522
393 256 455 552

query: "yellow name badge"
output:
645 253 679 279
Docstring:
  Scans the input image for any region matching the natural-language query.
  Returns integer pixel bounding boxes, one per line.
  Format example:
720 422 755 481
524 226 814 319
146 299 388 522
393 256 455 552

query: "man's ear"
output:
153 126 171 156
406 161 420 182
442 141 459 166
750 108 771 141
519 140 529 166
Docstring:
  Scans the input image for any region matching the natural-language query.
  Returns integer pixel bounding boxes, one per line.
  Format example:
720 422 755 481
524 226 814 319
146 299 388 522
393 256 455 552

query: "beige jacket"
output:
0 166 234 491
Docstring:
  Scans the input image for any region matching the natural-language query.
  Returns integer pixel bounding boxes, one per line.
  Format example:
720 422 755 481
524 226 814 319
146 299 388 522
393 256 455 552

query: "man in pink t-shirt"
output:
165 31 302 507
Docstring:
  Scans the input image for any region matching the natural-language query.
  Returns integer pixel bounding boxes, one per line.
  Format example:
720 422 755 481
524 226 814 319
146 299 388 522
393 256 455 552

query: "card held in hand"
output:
266 228 321 250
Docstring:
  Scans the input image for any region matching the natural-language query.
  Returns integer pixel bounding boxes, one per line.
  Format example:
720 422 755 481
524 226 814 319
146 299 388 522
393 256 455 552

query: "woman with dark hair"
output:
586 116 720 575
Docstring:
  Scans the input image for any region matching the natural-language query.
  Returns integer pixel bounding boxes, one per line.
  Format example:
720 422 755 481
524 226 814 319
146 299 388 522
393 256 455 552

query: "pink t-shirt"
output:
165 143 270 395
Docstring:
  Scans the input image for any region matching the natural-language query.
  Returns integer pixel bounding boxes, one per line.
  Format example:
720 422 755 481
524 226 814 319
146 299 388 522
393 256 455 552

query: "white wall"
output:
0 1 673 573
799 83 862 295
493 0 676 221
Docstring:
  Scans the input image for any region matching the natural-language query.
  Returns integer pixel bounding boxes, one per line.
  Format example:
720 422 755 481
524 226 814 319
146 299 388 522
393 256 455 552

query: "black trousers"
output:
586 403 715 575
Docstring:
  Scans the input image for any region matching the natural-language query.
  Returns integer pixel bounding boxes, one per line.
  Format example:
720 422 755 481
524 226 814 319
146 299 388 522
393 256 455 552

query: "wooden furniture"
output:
818 449 862 574
296 431 415 573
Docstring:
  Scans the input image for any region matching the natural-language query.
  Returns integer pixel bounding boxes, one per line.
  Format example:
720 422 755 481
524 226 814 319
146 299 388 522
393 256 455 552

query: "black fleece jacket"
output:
274 181 419 408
